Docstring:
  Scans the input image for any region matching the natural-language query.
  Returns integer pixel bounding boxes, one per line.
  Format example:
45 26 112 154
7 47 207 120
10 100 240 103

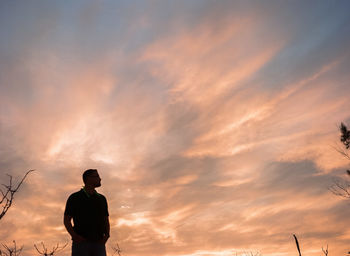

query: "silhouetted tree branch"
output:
0 170 34 220
0 240 23 256
329 176 350 198
340 122 350 149
333 123 350 161
321 245 328 256
329 123 350 198
111 243 122 256
293 234 302 256
34 242 67 256
293 235 335 256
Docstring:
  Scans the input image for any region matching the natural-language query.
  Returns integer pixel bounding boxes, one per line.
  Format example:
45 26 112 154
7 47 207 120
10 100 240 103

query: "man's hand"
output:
64 215 86 243
100 234 110 244
72 234 86 243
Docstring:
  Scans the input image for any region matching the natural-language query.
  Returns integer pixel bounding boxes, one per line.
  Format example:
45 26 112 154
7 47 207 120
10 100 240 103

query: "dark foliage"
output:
340 123 350 149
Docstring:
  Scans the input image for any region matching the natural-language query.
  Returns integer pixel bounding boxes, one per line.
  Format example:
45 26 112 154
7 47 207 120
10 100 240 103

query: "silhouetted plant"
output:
334 123 350 162
329 174 350 199
0 240 23 256
33 242 67 256
293 234 302 256
329 123 350 198
322 245 328 256
0 170 34 220
340 122 350 150
293 235 333 256
111 243 122 256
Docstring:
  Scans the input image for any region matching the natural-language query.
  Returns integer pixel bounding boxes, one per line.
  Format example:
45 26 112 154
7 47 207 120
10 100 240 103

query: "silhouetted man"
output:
64 169 110 256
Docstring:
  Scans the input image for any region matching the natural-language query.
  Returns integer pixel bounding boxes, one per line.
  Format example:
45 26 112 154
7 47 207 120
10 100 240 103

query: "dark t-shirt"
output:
64 189 109 241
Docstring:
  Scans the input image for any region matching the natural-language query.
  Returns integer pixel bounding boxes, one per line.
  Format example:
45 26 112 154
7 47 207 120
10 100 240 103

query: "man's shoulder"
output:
96 192 107 200
67 189 85 200
64 190 85 216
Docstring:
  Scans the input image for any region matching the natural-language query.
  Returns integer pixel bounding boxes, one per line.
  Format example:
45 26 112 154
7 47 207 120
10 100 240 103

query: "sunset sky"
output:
1 1 350 256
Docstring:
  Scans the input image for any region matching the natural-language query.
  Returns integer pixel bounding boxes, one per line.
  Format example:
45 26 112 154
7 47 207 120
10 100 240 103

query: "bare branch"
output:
293 234 302 256
34 242 45 255
1 240 23 256
321 245 328 256
111 243 122 256
0 170 34 220
331 123 350 200
34 242 67 256
329 178 350 198
333 145 350 161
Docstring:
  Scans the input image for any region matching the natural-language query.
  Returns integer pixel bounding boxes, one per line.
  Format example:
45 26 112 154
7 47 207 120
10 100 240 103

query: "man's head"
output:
83 169 101 188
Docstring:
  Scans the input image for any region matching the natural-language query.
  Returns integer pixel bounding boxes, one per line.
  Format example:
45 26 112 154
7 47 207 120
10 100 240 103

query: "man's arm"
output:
105 215 110 236
63 215 85 243
101 216 110 244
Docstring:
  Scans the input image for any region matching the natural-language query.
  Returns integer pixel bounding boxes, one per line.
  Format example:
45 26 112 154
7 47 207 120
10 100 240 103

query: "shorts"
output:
72 241 106 256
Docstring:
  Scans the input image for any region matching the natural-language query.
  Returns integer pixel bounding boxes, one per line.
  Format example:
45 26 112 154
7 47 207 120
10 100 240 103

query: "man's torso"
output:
65 189 108 241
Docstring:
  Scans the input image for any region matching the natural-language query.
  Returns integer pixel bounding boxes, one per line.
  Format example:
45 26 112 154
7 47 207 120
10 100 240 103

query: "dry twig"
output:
321 245 328 256
0 170 34 220
0 240 23 256
111 243 122 256
34 242 67 256
293 234 302 256
329 177 350 198
329 123 350 199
